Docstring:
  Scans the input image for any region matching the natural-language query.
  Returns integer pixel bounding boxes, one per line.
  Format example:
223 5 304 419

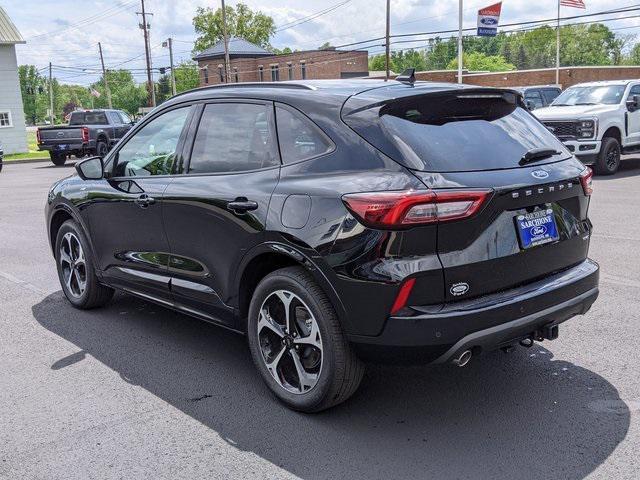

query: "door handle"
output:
227 198 259 213
134 193 156 208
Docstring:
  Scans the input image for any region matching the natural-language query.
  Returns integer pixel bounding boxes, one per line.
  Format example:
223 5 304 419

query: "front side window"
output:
524 91 544 109
552 85 626 106
113 106 191 177
0 111 11 128
276 106 333 164
188 103 278 174
542 89 560 104
118 111 132 124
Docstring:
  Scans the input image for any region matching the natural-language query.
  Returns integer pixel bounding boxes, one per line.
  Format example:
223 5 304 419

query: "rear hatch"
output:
343 86 592 302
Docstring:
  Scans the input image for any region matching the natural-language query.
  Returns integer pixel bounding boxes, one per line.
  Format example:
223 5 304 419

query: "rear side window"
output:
188 103 279 174
524 90 544 109
343 91 568 172
276 106 333 164
69 111 108 125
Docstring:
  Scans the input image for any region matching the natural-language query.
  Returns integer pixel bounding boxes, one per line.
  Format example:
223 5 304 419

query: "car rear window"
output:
343 91 569 172
69 112 108 125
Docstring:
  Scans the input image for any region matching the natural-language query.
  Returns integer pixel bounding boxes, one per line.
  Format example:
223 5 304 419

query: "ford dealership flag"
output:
477 2 502 37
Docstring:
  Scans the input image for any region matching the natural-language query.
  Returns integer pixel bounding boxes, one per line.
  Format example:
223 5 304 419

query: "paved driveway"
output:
1 160 639 479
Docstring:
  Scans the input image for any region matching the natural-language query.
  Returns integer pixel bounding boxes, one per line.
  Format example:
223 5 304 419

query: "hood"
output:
533 103 620 120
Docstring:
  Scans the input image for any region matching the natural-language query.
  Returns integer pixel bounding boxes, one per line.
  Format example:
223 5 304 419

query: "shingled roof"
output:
193 36 272 61
0 7 25 45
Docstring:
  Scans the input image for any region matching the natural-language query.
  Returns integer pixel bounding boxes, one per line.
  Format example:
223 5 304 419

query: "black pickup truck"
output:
37 109 134 166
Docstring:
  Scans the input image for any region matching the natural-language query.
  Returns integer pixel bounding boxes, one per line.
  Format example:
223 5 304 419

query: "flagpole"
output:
458 0 463 84
556 0 560 85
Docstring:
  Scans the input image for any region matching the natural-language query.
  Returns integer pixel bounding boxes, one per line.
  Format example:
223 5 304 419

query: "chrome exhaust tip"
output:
452 349 472 367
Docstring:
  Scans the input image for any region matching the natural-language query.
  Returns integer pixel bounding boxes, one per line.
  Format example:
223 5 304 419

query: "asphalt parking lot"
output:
1 160 639 480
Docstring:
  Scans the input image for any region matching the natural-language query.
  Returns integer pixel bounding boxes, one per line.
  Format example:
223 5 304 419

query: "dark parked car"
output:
37 109 133 166
514 85 562 110
0 140 3 172
45 80 599 412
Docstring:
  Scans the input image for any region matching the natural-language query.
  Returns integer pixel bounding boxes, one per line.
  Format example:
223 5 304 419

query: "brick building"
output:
194 36 369 86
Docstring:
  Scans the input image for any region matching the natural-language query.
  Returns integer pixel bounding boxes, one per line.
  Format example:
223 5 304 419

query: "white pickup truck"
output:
533 80 640 175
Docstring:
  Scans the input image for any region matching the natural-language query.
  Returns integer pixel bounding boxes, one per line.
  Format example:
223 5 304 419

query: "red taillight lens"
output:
81 127 89 143
36 128 41 144
580 167 593 196
390 278 416 315
342 189 491 229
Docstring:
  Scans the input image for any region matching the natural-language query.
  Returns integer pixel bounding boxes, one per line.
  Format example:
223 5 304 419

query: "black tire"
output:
95 139 109 158
50 152 66 166
594 137 621 175
55 219 114 309
247 266 364 412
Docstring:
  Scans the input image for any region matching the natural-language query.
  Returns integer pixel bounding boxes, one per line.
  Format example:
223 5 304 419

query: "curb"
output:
4 158 52 165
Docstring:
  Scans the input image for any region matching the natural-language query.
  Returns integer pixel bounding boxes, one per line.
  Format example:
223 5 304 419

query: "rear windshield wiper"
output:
519 148 561 166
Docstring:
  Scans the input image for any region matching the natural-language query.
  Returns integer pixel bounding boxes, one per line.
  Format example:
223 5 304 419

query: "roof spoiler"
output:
396 69 416 85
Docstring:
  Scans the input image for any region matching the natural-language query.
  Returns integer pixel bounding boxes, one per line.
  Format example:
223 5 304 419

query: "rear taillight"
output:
580 167 593 196
342 189 492 229
36 128 41 144
81 127 89 143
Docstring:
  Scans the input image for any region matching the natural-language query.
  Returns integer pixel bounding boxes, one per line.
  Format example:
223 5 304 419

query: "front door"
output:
85 105 194 302
626 84 640 146
162 101 281 326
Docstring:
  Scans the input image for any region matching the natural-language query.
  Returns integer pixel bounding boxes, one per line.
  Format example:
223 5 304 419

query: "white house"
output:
0 6 27 154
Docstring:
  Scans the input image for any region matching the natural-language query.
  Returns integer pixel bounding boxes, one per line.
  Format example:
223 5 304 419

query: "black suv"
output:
46 80 599 412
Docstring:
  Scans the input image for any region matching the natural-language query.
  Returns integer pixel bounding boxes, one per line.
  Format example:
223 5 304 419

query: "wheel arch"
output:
602 125 622 143
234 242 349 333
48 205 94 260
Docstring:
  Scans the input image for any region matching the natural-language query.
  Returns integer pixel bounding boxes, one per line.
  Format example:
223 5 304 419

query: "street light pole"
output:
220 0 231 83
458 0 463 84
555 0 561 85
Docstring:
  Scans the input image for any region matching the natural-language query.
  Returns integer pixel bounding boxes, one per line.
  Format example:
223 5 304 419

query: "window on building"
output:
300 62 307 80
271 65 279 82
0 111 13 128
218 66 225 83
203 68 209 84
258 66 264 82
288 63 294 80
275 106 333 164
233 67 239 83
189 103 279 174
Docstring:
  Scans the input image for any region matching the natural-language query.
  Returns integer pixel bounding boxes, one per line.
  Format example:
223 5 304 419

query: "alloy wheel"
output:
257 290 323 394
606 145 620 171
59 232 87 298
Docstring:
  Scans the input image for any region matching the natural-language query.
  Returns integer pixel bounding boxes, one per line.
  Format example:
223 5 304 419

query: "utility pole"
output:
48 62 54 125
385 0 390 81
138 0 155 106
98 42 113 108
220 0 231 83
164 38 177 96
457 0 463 84
555 0 561 85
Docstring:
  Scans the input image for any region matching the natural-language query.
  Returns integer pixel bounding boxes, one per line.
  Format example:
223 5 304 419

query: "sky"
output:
4 0 640 85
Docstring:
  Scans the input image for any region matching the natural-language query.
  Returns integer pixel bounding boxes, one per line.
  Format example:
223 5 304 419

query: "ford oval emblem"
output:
450 282 469 296
481 18 498 25
531 170 549 179
531 225 547 236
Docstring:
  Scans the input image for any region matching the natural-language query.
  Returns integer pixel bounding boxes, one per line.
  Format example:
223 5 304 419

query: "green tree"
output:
425 37 458 70
392 49 427 72
18 65 47 124
89 70 147 115
447 52 515 72
368 54 393 72
192 3 275 53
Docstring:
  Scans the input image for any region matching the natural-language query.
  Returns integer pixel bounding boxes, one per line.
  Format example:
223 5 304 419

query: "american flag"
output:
560 0 585 8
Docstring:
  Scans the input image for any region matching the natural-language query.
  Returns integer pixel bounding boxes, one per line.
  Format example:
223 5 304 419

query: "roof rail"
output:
170 82 316 101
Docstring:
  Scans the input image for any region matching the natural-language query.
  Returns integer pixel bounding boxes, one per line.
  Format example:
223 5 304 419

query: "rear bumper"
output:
349 259 599 364
38 142 89 152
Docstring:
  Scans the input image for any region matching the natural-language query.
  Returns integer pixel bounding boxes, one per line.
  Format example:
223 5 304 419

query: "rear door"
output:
162 100 281 326
343 88 592 302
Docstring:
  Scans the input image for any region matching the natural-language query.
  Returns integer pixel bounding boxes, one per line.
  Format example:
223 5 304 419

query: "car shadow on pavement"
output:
33 291 630 480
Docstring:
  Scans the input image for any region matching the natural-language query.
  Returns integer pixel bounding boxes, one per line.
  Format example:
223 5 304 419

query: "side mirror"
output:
75 156 104 180
525 100 536 110
627 94 640 111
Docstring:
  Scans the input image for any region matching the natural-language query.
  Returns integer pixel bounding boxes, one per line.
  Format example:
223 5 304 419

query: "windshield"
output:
551 85 626 106
343 91 569 172
69 111 108 125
